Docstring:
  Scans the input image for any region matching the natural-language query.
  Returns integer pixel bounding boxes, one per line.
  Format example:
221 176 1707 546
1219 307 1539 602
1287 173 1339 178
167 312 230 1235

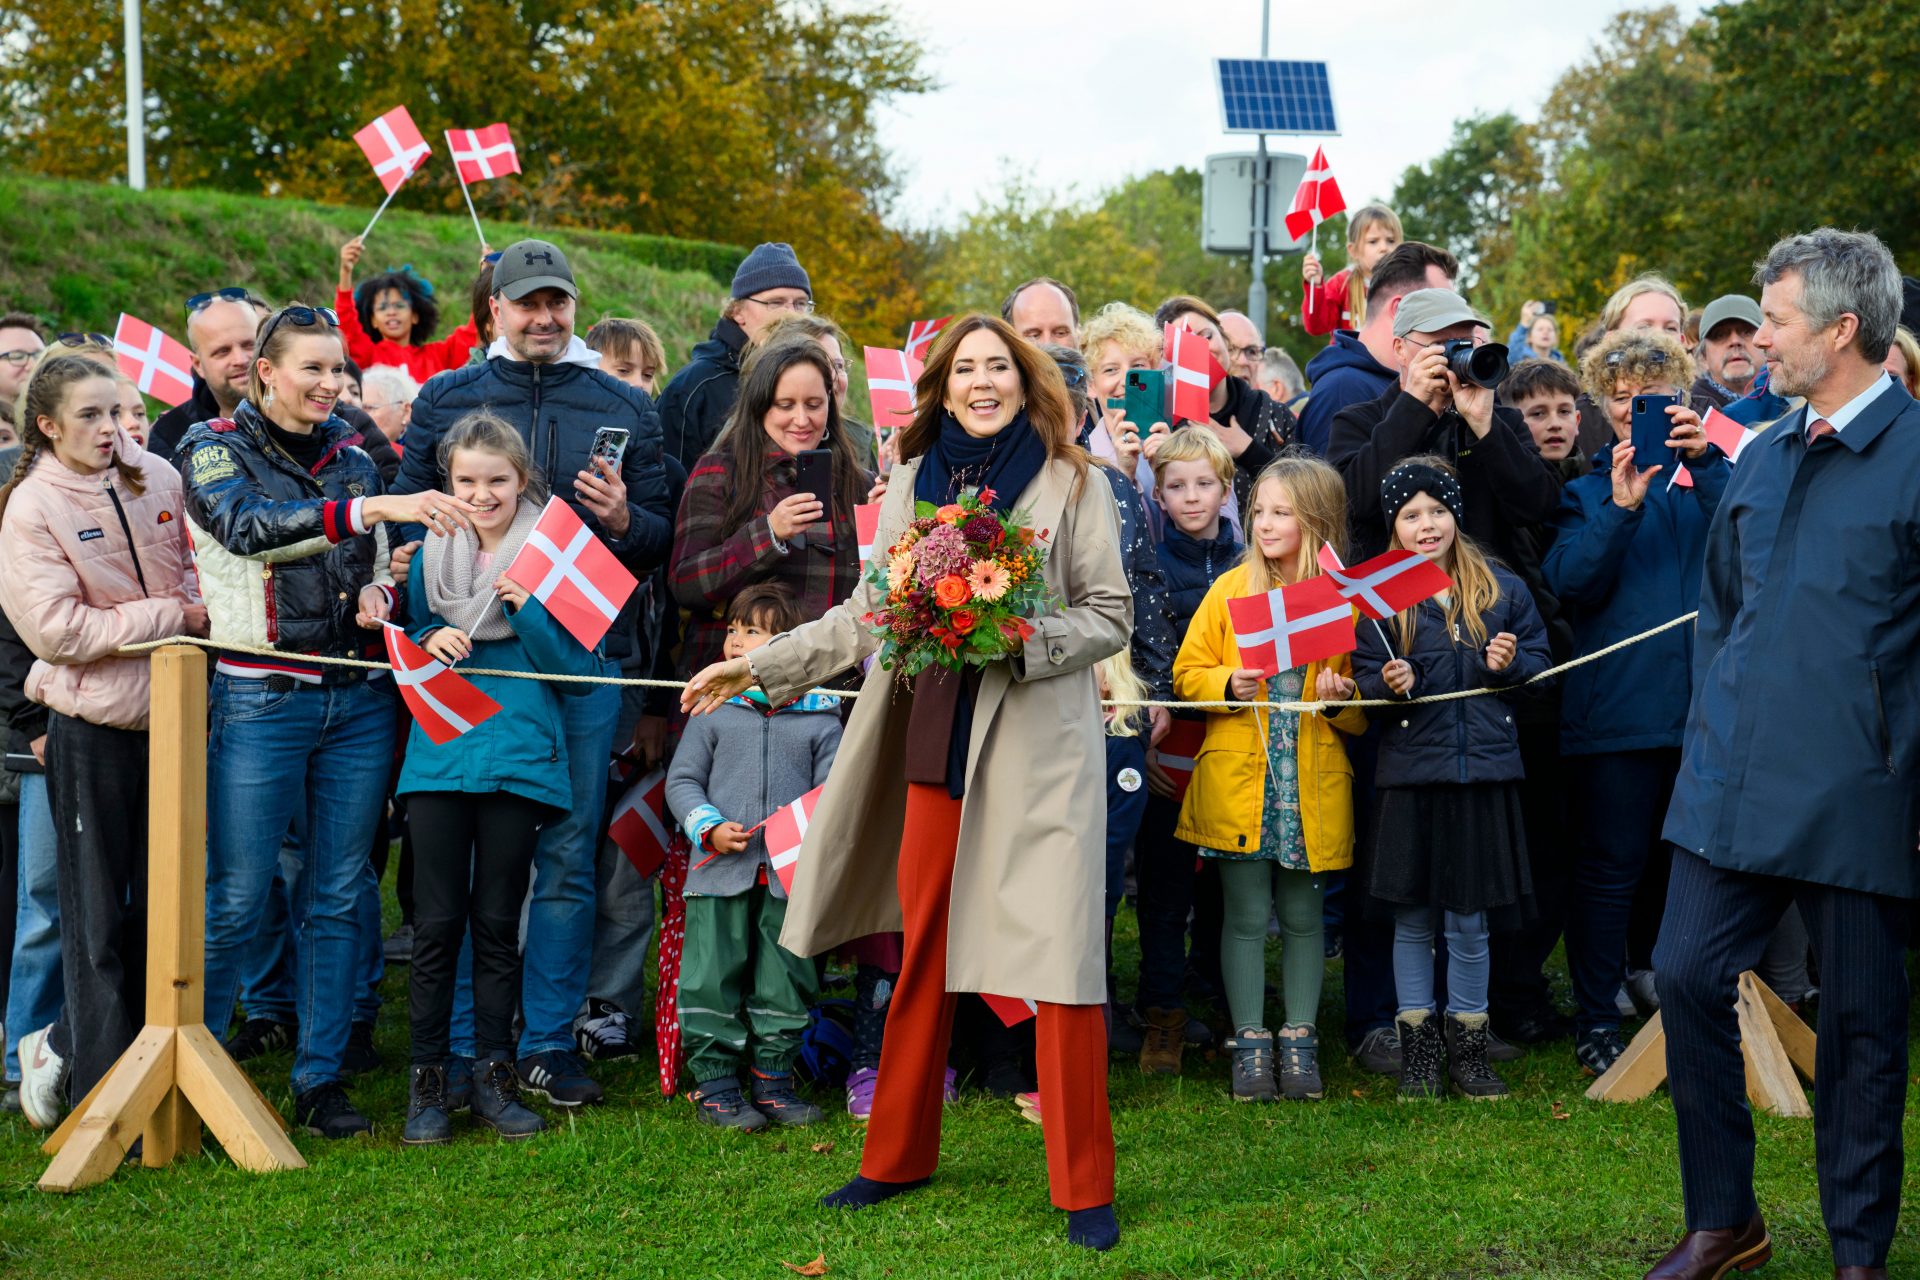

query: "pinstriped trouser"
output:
1654 847 1910 1269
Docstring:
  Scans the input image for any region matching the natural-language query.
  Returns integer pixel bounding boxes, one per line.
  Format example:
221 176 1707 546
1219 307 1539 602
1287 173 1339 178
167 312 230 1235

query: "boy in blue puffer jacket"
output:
667 582 841 1132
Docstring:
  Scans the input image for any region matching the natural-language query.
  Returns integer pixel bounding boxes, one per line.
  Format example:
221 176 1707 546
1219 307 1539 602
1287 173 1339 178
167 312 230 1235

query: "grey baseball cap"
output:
492 239 577 301
1393 288 1491 339
1700 294 1763 338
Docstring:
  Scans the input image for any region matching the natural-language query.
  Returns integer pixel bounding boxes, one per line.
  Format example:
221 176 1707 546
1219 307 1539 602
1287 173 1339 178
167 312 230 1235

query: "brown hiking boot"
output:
1139 1006 1186 1075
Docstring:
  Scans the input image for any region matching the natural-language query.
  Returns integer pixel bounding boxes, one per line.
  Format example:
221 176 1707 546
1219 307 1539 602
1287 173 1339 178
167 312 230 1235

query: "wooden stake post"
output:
1586 971 1816 1118
39 646 305 1191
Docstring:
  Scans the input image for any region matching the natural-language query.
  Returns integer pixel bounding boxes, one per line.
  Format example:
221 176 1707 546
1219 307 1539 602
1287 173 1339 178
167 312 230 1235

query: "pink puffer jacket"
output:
0 430 197 730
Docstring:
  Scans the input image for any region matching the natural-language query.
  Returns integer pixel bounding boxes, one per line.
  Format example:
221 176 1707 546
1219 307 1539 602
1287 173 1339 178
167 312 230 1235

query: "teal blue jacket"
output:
394 561 598 811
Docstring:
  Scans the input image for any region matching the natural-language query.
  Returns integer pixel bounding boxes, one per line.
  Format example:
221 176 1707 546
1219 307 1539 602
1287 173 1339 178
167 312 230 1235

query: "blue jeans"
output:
203 676 395 1093
5 775 61 1080
237 862 294 1026
452 674 618 1057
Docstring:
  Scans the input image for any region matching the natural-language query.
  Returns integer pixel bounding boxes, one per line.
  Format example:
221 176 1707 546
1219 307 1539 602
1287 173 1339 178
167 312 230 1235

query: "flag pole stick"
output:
454 168 486 251
1370 617 1395 660
358 181 405 244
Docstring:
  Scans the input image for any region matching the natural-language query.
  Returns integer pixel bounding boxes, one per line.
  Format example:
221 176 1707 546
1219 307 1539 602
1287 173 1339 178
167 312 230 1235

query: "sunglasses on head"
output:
55 332 112 349
258 305 339 351
186 287 260 314
1606 348 1669 369
1057 363 1088 390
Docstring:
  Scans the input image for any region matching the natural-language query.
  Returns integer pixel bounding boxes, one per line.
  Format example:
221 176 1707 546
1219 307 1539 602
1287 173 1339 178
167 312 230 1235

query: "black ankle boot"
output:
1395 1010 1444 1101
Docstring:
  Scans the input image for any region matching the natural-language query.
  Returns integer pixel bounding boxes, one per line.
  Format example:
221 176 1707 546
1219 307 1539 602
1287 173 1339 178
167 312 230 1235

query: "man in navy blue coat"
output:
1648 229 1918 1280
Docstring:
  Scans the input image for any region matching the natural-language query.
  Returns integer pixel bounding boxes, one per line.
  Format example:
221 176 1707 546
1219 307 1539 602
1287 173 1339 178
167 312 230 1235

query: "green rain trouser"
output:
679 885 818 1086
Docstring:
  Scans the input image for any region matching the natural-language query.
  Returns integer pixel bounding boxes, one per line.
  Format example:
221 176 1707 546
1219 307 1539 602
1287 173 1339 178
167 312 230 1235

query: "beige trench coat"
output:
752 454 1131 1005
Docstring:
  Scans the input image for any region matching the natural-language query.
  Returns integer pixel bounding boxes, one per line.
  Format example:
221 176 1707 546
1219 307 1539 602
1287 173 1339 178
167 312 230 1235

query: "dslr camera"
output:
1442 339 1509 390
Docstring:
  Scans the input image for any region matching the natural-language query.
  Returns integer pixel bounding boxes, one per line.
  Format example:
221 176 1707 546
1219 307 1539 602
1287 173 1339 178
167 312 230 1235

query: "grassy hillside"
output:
0 177 737 373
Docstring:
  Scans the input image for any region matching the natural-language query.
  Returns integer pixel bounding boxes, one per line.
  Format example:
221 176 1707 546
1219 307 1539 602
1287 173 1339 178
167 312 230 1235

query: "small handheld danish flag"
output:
1670 406 1760 489
1164 322 1228 424
982 993 1039 1027
608 767 671 878
1284 147 1346 241
502 497 639 651
382 622 503 745
1317 544 1451 621
112 314 194 407
904 316 951 362
444 123 521 183
758 785 824 894
1153 718 1205 802
864 346 922 431
1226 575 1355 677
856 503 883 565
353 106 431 195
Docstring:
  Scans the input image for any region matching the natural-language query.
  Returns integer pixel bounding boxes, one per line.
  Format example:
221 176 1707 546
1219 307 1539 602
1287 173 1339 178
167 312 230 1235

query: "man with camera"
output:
1329 288 1563 563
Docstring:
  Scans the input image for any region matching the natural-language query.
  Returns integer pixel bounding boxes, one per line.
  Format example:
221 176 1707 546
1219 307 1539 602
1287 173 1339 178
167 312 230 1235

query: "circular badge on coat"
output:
1117 767 1143 793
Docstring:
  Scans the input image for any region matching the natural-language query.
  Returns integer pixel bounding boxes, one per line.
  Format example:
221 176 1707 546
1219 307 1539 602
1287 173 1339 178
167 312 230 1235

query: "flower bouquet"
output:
861 488 1057 678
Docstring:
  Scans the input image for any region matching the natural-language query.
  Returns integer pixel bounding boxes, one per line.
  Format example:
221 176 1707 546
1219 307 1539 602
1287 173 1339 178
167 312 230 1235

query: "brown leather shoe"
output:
1138 1007 1186 1075
1644 1212 1771 1278
1833 1268 1887 1278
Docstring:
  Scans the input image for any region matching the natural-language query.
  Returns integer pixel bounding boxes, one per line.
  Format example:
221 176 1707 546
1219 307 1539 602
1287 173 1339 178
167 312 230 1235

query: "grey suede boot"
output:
1225 1028 1277 1103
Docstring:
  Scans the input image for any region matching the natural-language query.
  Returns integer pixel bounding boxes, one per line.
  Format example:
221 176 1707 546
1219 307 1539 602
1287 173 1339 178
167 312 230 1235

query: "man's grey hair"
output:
1258 347 1304 398
1754 227 1902 362
361 363 420 407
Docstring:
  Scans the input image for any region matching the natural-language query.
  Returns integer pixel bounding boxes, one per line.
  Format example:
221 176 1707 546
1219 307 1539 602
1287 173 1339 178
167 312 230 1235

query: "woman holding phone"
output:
669 336 870 679
1541 328 1720 1081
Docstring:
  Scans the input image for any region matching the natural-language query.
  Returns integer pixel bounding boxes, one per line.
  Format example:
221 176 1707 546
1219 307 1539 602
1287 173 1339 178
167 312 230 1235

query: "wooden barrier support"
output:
39 646 305 1192
1585 970 1815 1117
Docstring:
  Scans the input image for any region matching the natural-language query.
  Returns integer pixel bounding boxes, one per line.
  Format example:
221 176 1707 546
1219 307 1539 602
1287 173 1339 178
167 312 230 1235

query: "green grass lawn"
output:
0 908 1913 1279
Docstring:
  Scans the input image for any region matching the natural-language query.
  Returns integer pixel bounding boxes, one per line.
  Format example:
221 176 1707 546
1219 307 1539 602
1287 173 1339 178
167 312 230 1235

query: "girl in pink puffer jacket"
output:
0 352 206 1128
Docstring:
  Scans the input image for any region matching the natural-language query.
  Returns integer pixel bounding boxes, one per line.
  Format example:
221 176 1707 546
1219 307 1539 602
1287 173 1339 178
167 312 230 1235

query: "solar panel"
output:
1215 59 1338 136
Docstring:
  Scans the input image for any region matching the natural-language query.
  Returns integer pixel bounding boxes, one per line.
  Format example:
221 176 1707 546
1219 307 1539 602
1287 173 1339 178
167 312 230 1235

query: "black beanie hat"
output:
731 243 812 300
1381 461 1463 527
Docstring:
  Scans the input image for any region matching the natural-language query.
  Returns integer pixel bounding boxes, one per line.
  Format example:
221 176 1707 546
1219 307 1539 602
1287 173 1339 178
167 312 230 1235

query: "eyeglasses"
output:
55 332 112 350
186 287 260 314
258 305 339 352
743 294 815 314
0 348 39 368
1232 344 1264 363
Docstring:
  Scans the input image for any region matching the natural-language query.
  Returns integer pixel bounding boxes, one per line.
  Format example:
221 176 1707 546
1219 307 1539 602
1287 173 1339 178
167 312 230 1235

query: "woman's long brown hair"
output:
710 336 865 537
892 314 1085 480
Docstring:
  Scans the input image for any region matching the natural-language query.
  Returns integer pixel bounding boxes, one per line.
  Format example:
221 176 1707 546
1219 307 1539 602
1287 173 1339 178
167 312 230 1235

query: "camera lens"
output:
1445 340 1509 389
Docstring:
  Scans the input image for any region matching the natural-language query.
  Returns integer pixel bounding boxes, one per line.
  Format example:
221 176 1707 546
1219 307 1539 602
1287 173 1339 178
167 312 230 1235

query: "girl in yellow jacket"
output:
1173 455 1365 1104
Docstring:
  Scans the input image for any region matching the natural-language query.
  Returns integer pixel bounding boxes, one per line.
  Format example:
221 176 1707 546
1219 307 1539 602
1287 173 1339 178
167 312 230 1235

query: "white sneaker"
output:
17 1025 68 1130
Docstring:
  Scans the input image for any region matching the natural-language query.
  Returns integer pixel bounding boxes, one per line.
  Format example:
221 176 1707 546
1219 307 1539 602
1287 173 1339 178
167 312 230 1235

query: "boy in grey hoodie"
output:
667 583 840 1130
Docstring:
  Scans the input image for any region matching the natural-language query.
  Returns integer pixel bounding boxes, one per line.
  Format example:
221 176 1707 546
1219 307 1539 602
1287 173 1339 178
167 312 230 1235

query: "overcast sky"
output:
878 0 1702 232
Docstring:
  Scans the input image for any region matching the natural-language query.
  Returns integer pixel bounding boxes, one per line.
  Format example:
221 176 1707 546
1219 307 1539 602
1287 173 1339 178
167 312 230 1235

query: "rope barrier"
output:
116 609 1698 714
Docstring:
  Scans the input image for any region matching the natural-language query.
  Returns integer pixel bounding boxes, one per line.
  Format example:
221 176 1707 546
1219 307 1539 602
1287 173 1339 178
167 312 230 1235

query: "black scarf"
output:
909 409 1050 798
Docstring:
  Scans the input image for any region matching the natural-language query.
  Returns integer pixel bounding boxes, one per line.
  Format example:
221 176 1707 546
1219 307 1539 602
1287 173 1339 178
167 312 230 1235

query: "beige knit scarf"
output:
422 496 540 640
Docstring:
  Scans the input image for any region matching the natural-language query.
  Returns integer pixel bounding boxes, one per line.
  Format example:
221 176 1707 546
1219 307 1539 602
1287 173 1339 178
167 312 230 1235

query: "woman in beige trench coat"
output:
684 315 1132 1251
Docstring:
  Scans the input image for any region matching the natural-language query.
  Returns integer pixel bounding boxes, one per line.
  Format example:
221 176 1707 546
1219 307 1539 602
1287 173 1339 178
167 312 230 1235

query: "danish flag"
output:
758 785 824 894
1153 718 1205 802
856 503 883 565
502 497 639 650
382 622 503 745
904 316 951 362
982 993 1039 1027
1164 322 1228 424
444 123 521 183
353 106 431 195
1316 545 1451 621
1284 147 1346 241
1670 406 1760 489
111 314 194 407
608 767 671 878
1226 575 1355 677
864 346 922 431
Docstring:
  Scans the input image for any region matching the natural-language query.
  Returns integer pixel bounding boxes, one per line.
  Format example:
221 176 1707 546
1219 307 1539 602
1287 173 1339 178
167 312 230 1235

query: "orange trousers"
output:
859 783 1115 1210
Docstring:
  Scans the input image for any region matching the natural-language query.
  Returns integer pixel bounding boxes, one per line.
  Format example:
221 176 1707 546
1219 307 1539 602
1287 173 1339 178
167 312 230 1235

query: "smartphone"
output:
1538 299 1557 315
1120 367 1169 428
1630 394 1681 470
794 448 833 512
590 426 630 474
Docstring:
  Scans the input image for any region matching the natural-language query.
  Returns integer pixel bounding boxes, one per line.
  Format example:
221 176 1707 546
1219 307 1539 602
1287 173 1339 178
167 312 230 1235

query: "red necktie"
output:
1806 417 1833 445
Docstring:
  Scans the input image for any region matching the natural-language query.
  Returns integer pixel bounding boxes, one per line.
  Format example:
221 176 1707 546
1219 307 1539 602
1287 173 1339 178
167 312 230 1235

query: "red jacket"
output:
1301 268 1356 337
333 287 479 382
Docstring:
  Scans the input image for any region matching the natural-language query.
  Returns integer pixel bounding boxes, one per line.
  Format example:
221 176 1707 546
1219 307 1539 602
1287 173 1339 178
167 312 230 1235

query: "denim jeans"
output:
202 675 395 1093
584 690 656 1023
452 674 619 1057
236 862 295 1027
5 774 60 1081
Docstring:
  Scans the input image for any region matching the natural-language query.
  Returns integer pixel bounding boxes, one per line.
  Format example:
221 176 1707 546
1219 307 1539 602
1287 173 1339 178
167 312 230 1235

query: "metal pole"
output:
1246 0 1271 332
123 0 145 189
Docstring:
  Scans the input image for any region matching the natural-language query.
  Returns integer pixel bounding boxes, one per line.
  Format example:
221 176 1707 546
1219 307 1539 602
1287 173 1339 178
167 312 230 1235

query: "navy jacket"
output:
1544 444 1731 755
397 349 673 577
656 316 748 473
1352 563 1551 787
1155 523 1242 636
1298 330 1394 458
1663 379 1920 899
1100 466 1177 700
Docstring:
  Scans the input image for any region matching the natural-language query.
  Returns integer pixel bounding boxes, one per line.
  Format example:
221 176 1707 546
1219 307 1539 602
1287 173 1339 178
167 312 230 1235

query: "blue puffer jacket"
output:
1543 444 1730 755
1352 562 1551 786
393 550 598 812
1155 523 1242 636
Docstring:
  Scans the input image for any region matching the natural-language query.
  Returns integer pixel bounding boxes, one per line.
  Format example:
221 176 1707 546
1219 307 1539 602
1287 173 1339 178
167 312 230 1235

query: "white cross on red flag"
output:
1226 575 1355 677
1153 718 1205 803
354 106 431 195
1284 146 1346 241
608 766 671 878
856 503 883 565
904 316 951 362
1164 322 1227 424
501 496 639 651
445 123 521 184
864 346 922 431
382 622 503 745
111 314 195 407
756 785 824 894
1670 406 1759 489
1317 544 1451 621
982 993 1039 1027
